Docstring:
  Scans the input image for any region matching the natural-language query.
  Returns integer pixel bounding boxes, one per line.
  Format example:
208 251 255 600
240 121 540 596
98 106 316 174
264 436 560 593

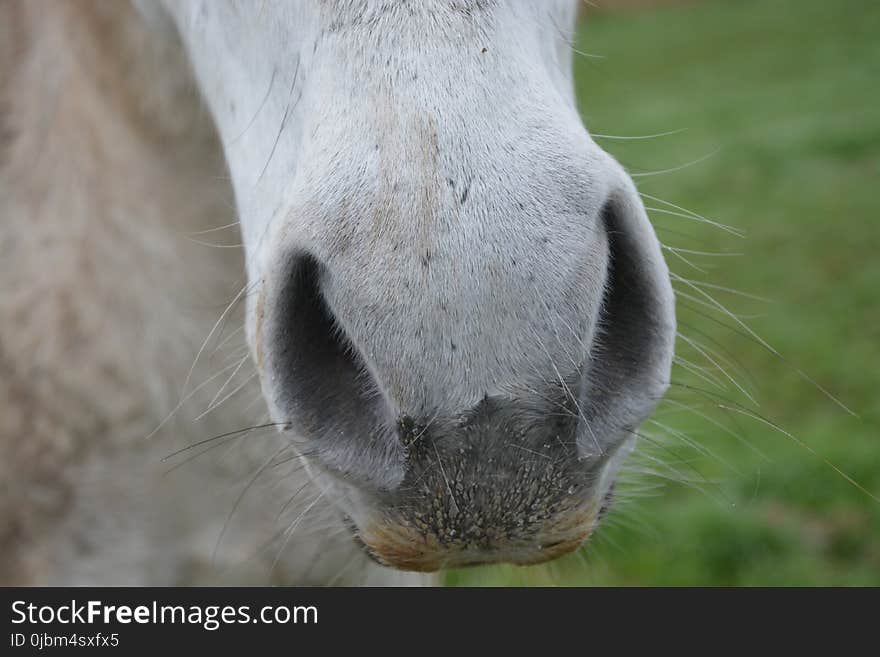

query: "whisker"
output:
194 370 260 422
162 422 286 463
663 245 709 273
673 355 727 391
666 246 744 258
642 193 745 237
593 128 687 141
271 490 327 573
678 332 758 406
229 67 277 145
204 355 250 411
631 148 721 178
676 278 772 303
647 419 743 477
212 444 292 565
184 236 244 249
179 280 255 405
716 403 879 505
672 272 856 416
659 398 768 460
186 220 242 236
255 57 300 186
677 320 761 392
143 359 248 441
209 323 247 358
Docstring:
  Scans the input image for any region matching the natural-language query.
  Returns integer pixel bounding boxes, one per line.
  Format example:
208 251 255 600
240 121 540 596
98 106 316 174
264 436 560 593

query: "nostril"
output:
266 254 405 489
597 197 670 388
577 189 676 457
272 255 361 422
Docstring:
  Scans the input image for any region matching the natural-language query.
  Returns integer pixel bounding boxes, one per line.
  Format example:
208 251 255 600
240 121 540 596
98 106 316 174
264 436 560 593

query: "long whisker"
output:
271 490 326 573
672 272 856 416
179 281 255 404
631 148 721 178
144 359 248 441
194 370 260 422
229 67 277 145
212 444 291 565
162 422 286 463
593 128 687 141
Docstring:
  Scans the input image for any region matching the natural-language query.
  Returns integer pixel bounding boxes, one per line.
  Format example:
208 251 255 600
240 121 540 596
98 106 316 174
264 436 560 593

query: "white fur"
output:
0 0 674 584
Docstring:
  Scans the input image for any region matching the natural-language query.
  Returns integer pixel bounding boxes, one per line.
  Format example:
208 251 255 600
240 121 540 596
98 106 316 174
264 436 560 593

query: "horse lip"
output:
353 524 593 572
347 498 598 572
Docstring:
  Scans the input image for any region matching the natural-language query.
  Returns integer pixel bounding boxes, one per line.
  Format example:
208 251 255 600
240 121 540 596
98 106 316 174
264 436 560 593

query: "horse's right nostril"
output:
271 255 358 419
266 254 406 491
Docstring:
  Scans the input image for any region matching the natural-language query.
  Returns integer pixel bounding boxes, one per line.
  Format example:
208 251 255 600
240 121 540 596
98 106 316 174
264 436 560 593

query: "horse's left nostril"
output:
574 186 677 458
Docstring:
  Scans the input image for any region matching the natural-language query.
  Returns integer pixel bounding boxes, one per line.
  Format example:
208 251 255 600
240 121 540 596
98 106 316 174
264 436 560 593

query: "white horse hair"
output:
0 0 674 585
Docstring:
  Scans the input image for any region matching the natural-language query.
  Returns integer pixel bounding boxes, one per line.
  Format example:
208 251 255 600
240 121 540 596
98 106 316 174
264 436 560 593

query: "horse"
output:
0 0 674 585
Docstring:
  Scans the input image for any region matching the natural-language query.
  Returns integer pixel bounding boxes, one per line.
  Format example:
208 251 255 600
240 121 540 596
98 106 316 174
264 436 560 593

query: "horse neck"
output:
0 0 242 422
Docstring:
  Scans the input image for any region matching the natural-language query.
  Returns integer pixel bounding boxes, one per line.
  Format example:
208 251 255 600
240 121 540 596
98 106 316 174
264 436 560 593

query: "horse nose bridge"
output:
301 182 614 415
261 168 623 435
317 264 601 417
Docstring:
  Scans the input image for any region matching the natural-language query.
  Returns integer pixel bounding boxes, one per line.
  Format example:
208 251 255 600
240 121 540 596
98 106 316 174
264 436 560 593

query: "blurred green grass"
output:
448 0 880 586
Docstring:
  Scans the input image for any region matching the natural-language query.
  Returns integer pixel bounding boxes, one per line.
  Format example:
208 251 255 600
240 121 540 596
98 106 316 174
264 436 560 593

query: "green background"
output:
449 0 880 586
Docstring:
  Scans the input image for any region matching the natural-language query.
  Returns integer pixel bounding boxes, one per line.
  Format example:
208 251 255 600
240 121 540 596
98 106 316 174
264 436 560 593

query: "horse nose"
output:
257 161 674 569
